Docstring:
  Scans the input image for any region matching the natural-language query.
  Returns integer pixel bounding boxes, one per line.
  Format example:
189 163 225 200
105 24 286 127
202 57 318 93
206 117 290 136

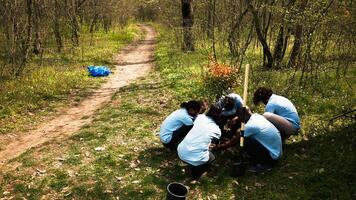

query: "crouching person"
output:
253 87 300 140
238 108 282 173
177 105 222 179
159 100 202 151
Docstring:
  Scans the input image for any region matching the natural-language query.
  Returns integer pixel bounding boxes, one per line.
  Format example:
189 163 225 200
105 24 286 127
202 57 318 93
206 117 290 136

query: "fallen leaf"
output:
129 162 137 168
64 192 72 197
280 185 287 190
115 176 123 181
232 180 239 186
317 168 325 173
95 147 105 151
254 182 263 187
132 180 140 184
36 169 46 174
57 157 66 161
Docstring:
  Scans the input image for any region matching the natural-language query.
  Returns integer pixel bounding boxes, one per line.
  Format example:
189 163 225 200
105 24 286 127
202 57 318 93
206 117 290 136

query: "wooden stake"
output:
240 64 250 147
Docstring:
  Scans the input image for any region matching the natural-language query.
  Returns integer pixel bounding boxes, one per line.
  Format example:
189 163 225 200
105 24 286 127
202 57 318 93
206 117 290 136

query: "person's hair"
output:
236 107 251 123
206 105 222 123
253 87 273 105
223 96 234 109
180 100 202 111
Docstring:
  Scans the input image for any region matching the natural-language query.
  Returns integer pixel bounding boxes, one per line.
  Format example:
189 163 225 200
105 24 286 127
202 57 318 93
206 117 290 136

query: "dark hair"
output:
223 96 234 110
236 107 251 123
253 87 273 105
180 100 201 111
206 105 222 123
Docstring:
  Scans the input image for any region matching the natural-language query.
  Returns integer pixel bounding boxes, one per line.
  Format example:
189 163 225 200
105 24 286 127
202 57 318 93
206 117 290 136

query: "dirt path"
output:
0 25 156 166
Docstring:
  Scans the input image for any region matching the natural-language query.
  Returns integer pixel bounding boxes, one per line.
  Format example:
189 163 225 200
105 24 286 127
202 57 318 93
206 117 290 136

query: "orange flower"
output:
207 60 236 78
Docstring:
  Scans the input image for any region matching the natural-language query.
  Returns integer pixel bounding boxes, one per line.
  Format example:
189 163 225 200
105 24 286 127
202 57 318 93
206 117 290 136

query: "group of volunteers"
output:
159 87 300 179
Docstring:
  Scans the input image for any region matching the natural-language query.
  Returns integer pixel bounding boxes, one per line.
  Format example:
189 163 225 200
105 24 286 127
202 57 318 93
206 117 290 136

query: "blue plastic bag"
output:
87 66 111 77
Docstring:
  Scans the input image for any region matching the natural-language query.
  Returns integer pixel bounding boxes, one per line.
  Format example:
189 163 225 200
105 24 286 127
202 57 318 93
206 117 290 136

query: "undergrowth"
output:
0 24 139 134
0 24 354 199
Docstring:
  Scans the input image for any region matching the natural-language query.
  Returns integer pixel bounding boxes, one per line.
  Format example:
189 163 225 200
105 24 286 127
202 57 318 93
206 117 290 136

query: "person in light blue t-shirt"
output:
216 93 243 118
253 87 300 140
236 108 282 173
159 100 202 151
178 105 222 179
216 93 243 138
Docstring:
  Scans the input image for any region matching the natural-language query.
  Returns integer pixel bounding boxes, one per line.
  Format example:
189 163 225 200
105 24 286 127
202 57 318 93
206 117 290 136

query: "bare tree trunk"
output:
211 0 216 60
288 24 303 69
207 0 213 39
228 7 248 61
32 0 42 55
288 0 308 69
273 25 285 67
181 0 194 52
53 0 63 53
281 32 289 59
15 0 33 76
67 0 80 46
249 3 273 69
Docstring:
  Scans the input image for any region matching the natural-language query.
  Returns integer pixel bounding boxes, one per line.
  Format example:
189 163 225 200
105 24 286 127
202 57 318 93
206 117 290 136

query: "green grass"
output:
0 24 355 199
0 24 139 135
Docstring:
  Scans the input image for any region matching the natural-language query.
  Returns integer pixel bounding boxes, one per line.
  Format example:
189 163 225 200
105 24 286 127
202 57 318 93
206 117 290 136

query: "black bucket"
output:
231 162 246 177
166 182 188 200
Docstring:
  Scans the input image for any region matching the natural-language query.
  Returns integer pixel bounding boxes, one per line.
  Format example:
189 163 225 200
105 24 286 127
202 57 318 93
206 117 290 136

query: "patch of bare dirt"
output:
0 25 156 166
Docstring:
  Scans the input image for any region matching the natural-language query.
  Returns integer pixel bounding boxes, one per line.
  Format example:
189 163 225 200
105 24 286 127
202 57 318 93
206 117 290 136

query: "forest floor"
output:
0 25 156 166
0 24 355 199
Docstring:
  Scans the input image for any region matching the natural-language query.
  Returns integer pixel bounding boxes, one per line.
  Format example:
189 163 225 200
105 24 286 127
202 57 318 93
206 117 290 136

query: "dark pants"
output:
189 151 216 179
244 138 276 165
163 125 193 151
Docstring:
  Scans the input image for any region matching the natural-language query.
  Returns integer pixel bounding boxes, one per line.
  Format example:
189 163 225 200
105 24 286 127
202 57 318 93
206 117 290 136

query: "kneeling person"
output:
238 108 282 173
253 87 300 140
159 100 202 151
177 105 222 179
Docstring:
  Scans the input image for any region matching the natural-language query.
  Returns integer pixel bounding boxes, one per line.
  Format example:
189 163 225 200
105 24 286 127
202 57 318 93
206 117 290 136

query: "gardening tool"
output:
231 64 250 177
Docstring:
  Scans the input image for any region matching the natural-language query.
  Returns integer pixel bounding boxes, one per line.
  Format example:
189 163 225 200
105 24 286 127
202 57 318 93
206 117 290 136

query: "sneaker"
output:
248 163 273 173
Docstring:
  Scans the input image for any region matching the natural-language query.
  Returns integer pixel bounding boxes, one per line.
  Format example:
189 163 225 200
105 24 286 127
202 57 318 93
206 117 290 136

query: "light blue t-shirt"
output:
265 94 300 130
245 114 282 160
178 114 221 166
159 109 194 144
217 93 243 117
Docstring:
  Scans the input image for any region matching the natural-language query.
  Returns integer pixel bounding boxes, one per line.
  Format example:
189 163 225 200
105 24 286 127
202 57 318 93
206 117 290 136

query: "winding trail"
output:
0 25 156 166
